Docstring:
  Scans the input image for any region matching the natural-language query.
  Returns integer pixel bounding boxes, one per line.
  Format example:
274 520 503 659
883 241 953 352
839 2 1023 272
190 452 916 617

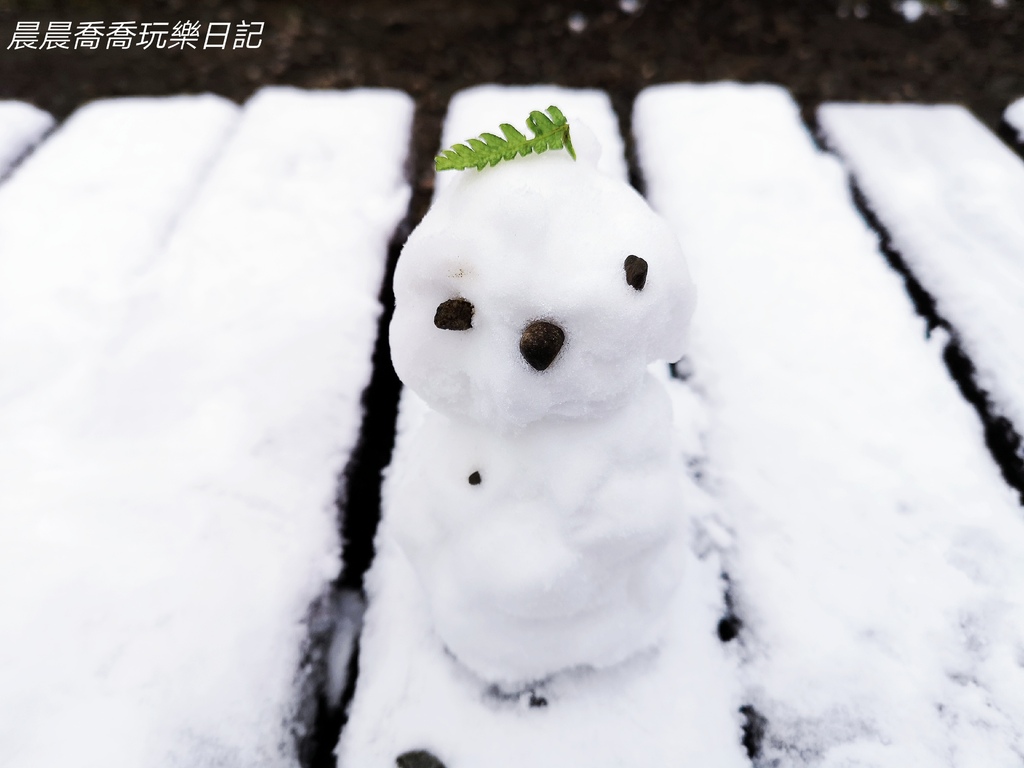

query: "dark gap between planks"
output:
0 119 57 186
293 99 441 768
996 118 1024 164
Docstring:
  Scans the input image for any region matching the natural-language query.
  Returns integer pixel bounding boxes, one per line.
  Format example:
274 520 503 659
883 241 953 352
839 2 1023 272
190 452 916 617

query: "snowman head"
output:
390 128 695 430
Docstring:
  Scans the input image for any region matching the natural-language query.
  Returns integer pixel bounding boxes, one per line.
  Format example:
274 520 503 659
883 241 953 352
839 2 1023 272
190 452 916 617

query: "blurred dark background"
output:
2 0 1023 197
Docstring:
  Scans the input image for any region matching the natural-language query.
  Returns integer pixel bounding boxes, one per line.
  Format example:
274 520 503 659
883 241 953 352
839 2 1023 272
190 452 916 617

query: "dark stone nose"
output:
519 321 565 371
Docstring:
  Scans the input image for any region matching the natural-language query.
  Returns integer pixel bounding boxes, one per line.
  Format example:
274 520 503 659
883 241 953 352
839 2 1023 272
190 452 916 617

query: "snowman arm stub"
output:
434 105 576 171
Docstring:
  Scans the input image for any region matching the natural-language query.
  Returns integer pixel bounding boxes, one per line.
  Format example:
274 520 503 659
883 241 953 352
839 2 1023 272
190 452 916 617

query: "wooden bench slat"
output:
0 88 413 768
635 83 1024 767
819 102 1024 464
0 95 239 403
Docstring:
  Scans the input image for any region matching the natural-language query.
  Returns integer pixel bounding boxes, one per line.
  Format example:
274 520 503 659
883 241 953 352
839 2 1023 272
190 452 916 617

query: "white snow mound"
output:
388 374 689 684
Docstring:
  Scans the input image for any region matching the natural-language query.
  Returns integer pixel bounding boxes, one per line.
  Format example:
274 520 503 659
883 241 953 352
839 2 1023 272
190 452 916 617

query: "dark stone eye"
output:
624 255 648 291
434 298 474 330
468 471 481 486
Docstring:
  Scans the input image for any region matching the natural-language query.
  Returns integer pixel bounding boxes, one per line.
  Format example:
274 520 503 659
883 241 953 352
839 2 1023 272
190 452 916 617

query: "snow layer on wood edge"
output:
337 85 747 768
819 102 1024 461
0 100 53 174
635 82 1024 767
0 87 413 768
1005 98 1024 142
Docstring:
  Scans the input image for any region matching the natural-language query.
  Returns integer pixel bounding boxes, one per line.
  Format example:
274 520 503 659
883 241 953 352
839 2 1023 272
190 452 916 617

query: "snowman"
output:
388 109 696 691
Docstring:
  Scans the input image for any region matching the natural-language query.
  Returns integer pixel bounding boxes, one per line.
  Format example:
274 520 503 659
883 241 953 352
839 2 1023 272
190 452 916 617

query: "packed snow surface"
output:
0 88 412 768
0 96 237 406
635 83 1024 767
1005 98 1024 141
820 103 1024 460
339 85 747 768
0 101 52 174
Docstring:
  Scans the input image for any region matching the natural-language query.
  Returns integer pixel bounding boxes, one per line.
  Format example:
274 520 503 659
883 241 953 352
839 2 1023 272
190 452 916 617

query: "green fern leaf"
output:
435 105 576 171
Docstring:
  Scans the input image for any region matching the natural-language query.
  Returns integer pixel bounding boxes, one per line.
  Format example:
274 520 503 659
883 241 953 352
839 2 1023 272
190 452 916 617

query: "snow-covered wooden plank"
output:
634 83 1024 767
0 101 52 176
338 85 747 768
819 103 1024 468
0 95 238 405
0 87 412 768
1005 97 1024 143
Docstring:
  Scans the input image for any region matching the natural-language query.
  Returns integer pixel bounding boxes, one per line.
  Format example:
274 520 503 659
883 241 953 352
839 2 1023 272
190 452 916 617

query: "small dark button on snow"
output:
519 320 565 371
468 471 481 485
624 254 648 291
433 298 474 330
717 614 742 642
396 750 447 768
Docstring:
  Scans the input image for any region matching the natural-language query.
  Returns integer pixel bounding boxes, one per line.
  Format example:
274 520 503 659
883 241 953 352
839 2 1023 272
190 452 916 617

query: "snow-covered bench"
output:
637 83 1024 767
2 83 1023 768
343 84 1024 768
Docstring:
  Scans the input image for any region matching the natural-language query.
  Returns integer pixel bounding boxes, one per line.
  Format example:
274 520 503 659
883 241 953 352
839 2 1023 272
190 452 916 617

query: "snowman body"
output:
389 137 696 687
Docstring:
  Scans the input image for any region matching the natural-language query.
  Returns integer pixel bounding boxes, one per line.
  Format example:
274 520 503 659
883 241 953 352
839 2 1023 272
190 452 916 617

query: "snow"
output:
389 91 699 684
567 11 588 33
0 100 52 175
389 375 691 685
635 82 1024 766
0 87 412 768
1004 97 1024 143
896 0 925 21
819 102 1024 463
338 85 747 767
0 95 237 406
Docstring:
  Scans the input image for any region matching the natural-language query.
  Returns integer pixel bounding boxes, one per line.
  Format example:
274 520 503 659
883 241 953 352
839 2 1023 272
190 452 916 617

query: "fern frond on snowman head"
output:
434 106 576 172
